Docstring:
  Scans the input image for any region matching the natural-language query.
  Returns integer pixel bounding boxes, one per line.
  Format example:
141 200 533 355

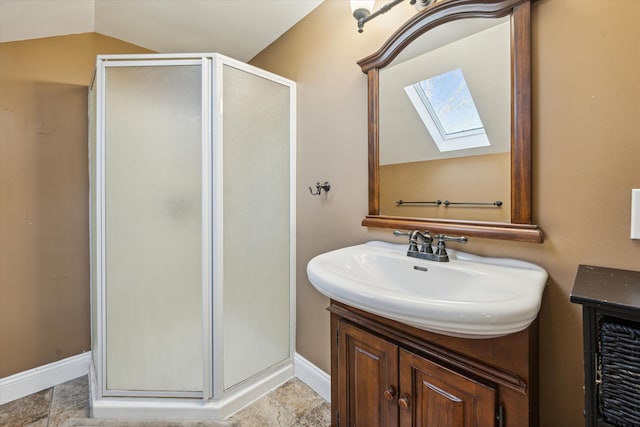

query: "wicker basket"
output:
600 319 640 427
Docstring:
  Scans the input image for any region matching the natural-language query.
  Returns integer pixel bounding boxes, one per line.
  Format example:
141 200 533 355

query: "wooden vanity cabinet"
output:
330 300 539 427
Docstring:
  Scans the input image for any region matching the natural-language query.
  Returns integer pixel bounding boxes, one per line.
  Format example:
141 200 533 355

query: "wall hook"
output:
309 181 331 196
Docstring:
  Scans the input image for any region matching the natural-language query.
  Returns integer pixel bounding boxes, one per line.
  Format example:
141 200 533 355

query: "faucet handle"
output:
393 230 420 252
394 230 431 238
393 230 412 238
434 234 467 257
434 234 467 255
438 234 468 244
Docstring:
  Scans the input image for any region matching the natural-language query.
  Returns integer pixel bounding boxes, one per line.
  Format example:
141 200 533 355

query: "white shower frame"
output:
90 53 297 419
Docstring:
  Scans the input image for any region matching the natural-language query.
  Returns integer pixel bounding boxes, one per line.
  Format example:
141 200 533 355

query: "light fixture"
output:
350 0 437 33
414 0 437 10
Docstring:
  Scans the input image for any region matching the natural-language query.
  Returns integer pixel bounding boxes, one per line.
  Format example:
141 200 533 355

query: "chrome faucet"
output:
394 230 467 262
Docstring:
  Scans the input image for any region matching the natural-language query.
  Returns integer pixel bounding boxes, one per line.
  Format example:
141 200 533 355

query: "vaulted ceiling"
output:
0 0 324 62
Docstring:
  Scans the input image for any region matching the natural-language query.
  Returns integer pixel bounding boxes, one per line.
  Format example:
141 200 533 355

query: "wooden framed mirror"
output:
359 0 543 243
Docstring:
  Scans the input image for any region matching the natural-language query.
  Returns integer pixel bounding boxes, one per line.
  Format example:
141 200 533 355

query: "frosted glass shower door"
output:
102 62 207 395
221 63 294 390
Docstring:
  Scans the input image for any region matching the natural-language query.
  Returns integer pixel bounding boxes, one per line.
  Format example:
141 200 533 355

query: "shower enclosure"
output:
88 54 295 419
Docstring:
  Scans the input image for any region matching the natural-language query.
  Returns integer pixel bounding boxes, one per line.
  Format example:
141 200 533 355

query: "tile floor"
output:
0 376 330 427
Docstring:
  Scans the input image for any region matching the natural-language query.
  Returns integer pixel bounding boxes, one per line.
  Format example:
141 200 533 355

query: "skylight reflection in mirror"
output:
405 68 490 152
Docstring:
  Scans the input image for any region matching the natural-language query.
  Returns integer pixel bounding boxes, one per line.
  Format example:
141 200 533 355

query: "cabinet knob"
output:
383 386 396 400
398 394 411 409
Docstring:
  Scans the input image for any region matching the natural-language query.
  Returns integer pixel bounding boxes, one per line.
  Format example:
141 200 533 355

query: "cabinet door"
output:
338 321 399 427
399 349 496 427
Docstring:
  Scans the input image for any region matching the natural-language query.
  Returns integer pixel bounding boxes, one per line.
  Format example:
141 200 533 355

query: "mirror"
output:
358 0 543 242
380 17 511 223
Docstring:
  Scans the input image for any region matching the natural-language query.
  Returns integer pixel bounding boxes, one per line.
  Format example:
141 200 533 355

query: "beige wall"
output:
0 33 150 377
251 0 640 425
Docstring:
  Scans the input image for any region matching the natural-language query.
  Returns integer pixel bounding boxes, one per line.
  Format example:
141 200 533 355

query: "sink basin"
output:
306 241 547 338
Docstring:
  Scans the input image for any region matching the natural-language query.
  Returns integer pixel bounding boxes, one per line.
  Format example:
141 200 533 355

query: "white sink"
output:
306 241 547 338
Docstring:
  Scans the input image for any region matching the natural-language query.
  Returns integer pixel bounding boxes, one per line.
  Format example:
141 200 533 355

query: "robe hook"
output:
309 181 331 196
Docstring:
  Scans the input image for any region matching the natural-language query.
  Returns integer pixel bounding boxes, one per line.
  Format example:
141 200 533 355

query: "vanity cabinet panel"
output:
399 349 496 427
331 300 539 427
338 321 399 427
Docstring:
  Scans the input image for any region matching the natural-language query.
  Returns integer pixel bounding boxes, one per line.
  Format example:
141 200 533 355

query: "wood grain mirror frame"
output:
359 0 543 243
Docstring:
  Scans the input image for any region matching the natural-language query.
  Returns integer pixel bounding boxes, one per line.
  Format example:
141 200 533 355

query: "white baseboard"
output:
0 351 329 409
0 352 92 405
294 352 330 403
